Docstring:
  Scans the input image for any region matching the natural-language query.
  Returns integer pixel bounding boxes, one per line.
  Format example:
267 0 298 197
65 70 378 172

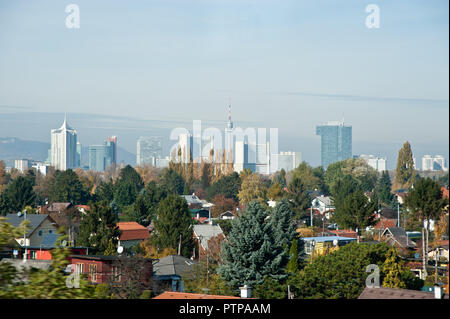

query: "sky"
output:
0 0 448 168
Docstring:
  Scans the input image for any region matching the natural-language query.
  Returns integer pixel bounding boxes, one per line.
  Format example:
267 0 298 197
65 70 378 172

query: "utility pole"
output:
178 234 182 255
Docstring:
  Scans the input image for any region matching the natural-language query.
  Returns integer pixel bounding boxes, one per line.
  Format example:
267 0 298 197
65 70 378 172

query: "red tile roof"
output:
374 218 397 229
442 187 449 200
117 222 150 241
153 291 240 299
327 229 358 238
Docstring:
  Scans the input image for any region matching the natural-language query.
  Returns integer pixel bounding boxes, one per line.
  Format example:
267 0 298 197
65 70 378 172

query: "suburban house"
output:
394 189 409 204
428 240 449 262
68 255 153 286
116 222 150 249
302 236 357 255
311 195 334 217
381 227 416 250
21 232 87 260
220 211 235 220
4 213 59 250
190 208 211 224
193 224 225 259
152 254 198 293
181 194 203 208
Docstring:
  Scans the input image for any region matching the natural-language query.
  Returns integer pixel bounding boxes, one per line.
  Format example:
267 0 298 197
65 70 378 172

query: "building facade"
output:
137 136 163 166
422 155 448 171
359 154 387 172
88 137 116 172
275 151 302 172
50 116 78 171
316 120 352 169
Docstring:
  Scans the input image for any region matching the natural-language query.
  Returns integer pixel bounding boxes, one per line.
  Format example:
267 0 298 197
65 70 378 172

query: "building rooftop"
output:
117 222 150 241
153 255 198 277
193 224 224 250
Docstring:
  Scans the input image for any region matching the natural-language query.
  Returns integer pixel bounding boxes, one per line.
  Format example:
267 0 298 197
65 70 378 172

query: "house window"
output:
38 230 43 237
48 230 53 234
89 264 98 283
76 263 84 275
112 266 121 283
30 251 37 259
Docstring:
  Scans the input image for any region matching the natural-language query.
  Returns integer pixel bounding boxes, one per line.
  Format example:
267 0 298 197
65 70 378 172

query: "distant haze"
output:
0 1 448 168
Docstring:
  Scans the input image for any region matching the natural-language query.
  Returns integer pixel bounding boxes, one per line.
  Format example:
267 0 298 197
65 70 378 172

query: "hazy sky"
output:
0 0 448 167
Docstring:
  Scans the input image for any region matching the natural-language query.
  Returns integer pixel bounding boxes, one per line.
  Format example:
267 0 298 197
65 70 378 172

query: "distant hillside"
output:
0 137 136 167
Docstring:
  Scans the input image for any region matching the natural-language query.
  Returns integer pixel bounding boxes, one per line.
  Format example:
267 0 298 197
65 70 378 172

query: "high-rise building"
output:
137 136 163 166
88 138 116 171
359 154 387 172
316 120 352 169
107 136 117 166
275 151 302 172
422 155 448 171
51 115 78 171
76 142 82 168
15 159 29 173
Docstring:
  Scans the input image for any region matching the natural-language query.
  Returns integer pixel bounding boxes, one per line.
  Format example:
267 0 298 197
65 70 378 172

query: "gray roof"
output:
3 214 51 236
358 286 440 299
153 255 198 277
193 224 224 250
36 233 58 249
382 227 416 248
313 195 333 207
181 194 203 205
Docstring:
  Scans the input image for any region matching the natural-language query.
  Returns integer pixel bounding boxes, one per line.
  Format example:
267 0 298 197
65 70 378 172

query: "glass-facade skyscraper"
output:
316 121 352 169
88 136 117 171
51 116 77 171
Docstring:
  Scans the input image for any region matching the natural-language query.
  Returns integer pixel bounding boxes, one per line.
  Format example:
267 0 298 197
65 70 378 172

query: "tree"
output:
382 248 406 288
290 242 390 299
151 195 195 258
330 174 358 214
332 190 377 230
123 181 167 226
0 176 36 215
393 141 416 190
50 169 88 204
269 199 297 249
290 162 323 192
325 158 377 193
77 201 121 254
218 201 290 289
273 169 287 188
206 172 241 202
253 276 286 299
211 194 236 218
404 177 448 279
286 176 311 220
267 182 284 201
160 168 185 195
377 171 394 205
237 173 267 205
286 238 299 274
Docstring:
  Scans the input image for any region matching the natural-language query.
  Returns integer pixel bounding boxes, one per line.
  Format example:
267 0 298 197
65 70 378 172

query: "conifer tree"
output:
382 248 407 289
393 141 416 190
218 201 290 288
377 170 394 205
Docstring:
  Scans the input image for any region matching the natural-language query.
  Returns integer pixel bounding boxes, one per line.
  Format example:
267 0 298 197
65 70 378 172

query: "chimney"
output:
434 284 442 299
239 285 251 299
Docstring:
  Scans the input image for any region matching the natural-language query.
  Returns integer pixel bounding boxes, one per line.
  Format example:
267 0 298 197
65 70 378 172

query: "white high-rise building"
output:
422 155 448 171
359 155 387 172
275 152 302 172
50 116 77 171
15 159 30 173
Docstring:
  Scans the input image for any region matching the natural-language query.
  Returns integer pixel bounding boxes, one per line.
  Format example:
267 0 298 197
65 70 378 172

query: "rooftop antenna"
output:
342 112 345 125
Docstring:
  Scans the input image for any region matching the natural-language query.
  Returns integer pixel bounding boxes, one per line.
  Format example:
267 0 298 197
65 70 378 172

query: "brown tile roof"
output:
327 229 358 238
374 218 397 229
47 202 72 212
358 287 436 299
117 222 150 241
153 291 240 299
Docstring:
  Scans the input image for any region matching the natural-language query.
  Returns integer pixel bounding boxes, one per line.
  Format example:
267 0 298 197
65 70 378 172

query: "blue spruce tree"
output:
218 201 293 289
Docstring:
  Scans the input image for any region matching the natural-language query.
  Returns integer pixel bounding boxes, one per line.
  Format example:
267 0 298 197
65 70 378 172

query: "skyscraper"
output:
316 120 352 169
275 151 302 172
225 101 234 154
51 115 77 170
137 136 163 166
88 137 117 171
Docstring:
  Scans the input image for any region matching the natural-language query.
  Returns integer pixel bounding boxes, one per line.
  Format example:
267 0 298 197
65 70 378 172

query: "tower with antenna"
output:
225 98 234 156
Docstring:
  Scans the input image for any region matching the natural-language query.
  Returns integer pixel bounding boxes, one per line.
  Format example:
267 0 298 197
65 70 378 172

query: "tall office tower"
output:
76 142 82 168
137 136 163 166
276 151 302 172
359 154 387 172
107 136 117 166
255 142 271 175
88 139 115 172
234 140 248 173
316 120 352 169
51 115 78 171
433 155 448 171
